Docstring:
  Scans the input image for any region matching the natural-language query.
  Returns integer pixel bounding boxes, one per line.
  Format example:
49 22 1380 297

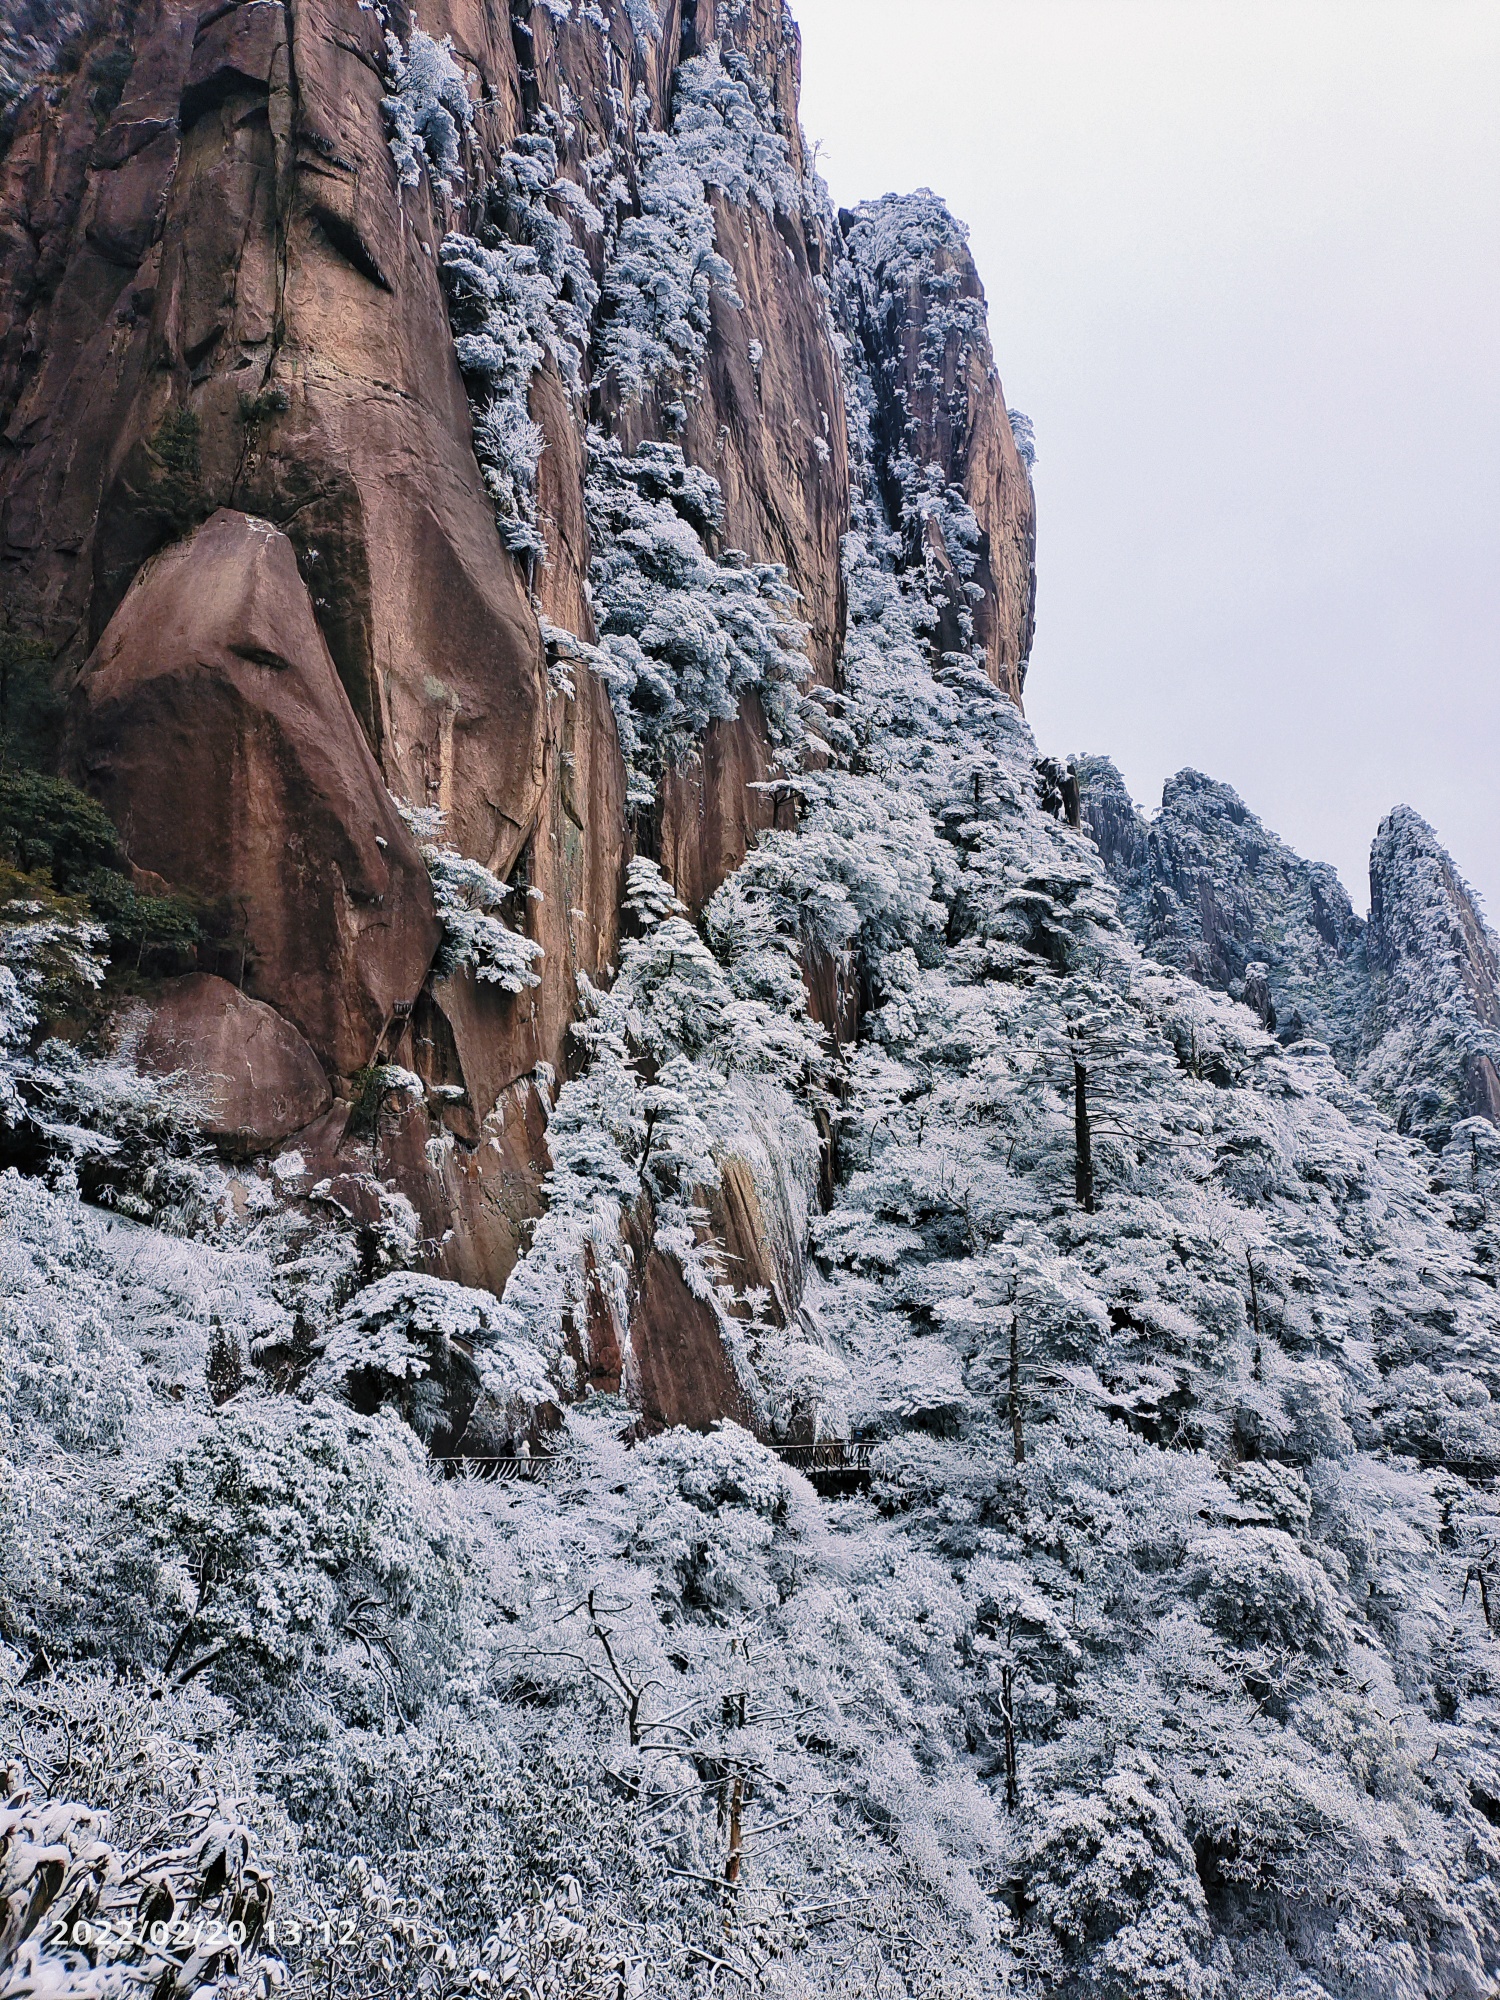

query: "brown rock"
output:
127 971 331 1152
180 0 287 131
67 509 440 1075
624 1204 753 1432
657 692 797 914
0 0 1018 1439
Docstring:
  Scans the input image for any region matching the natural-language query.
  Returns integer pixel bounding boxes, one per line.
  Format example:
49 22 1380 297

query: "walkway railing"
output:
770 1440 874 1496
434 1454 575 1483
434 1441 877 1499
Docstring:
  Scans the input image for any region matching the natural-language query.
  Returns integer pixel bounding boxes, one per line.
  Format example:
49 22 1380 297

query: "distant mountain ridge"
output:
1079 754 1500 1147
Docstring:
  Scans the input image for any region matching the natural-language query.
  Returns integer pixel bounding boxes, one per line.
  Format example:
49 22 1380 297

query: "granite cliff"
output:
0 0 1032 1421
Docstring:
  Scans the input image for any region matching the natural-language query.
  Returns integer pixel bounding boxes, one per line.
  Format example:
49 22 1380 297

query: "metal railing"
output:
434 1454 575 1483
434 1440 877 1498
770 1440 875 1495
771 1441 874 1473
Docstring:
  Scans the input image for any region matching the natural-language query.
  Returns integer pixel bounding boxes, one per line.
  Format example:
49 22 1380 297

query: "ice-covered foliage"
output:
841 192 1007 663
492 857 830 1424
439 135 601 559
382 26 471 192
7 32 1500 2000
0 1766 274 1998
395 802 542 992
670 53 800 217
0 876 105 1055
1361 804 1500 1148
0 2 102 127
0 1157 1021 1996
319 1269 557 1451
597 125 737 409
595 45 805 408
734 286 1500 1994
586 435 810 795
1008 407 1038 468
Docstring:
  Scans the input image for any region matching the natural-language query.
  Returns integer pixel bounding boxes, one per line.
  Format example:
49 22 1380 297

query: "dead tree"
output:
1246 1249 1264 1379
1465 1564 1495 1635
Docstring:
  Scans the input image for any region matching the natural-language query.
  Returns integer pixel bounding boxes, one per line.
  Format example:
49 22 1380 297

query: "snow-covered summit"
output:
1080 758 1500 1150
1362 804 1500 1145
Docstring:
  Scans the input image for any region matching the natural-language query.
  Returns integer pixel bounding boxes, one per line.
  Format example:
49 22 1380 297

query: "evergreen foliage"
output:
586 435 810 796
144 406 206 545
397 803 543 993
0 630 63 773
382 27 471 192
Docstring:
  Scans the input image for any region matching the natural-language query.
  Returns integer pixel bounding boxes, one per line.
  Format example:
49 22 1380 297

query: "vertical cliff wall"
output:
0 0 1034 1416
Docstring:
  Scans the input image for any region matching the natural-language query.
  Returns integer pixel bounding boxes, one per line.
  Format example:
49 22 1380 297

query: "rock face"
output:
126 970 330 1151
842 192 1036 703
1362 806 1500 1146
0 0 1036 1428
67 509 440 1077
1078 759 1369 1069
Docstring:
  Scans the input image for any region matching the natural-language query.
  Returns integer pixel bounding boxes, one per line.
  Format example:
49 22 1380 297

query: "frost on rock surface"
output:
1080 760 1500 1152
1361 804 1500 1146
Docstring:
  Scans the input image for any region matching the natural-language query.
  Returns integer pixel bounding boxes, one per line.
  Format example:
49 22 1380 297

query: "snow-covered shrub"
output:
0 872 105 1051
1374 1363 1500 1476
1008 406 1037 468
671 51 800 216
0 1176 162 1470
1186 1527 1348 1659
439 136 600 559
321 1269 558 1451
597 120 736 406
586 434 809 793
382 26 471 192
1228 1454 1313 1535
396 802 542 992
0 1777 273 1999
109 1396 466 1701
645 1419 788 1518
1020 1759 1215 2000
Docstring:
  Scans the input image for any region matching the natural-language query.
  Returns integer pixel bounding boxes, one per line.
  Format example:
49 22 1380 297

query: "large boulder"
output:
127 972 330 1153
67 509 440 1077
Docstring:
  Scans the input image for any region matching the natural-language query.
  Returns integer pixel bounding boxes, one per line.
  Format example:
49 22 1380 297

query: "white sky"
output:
793 0 1500 914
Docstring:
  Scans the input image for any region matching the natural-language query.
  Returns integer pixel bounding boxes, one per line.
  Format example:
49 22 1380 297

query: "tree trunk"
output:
725 1773 744 1883
1247 1250 1263 1379
1001 1664 1019 1811
1009 1314 1025 1464
1074 1060 1096 1213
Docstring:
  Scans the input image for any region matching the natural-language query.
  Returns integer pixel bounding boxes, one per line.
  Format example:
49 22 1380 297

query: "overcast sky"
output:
793 0 1500 915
